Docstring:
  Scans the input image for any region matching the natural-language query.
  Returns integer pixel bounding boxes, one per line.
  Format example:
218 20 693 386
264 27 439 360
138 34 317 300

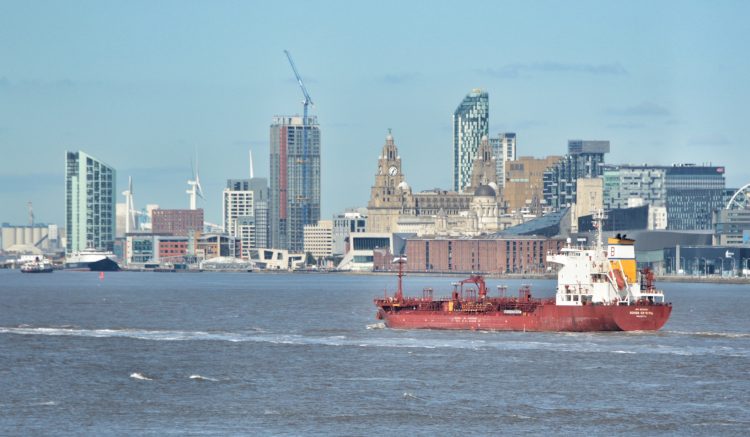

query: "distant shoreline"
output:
62 267 750 284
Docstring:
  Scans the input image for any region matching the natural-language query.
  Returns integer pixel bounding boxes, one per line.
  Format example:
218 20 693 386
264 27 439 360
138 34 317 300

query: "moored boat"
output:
64 249 120 271
374 213 671 332
20 257 54 273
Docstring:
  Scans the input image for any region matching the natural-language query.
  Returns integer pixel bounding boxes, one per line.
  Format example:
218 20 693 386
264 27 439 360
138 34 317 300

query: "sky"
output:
1 0 749 226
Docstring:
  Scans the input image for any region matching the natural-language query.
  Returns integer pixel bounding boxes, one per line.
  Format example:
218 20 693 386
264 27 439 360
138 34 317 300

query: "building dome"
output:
488 182 499 192
397 181 411 191
473 184 496 197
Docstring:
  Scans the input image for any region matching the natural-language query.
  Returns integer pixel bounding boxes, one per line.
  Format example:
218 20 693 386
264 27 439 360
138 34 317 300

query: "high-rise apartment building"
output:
453 89 489 192
270 115 321 252
223 189 254 258
65 150 116 253
223 178 269 257
489 132 516 188
543 140 610 210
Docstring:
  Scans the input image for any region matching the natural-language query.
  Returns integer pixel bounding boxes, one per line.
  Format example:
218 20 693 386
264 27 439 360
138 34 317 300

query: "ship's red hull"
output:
377 303 671 332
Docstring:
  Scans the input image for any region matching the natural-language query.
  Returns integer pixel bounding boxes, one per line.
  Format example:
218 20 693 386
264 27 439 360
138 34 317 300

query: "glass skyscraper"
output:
269 115 321 252
65 150 116 253
453 89 489 192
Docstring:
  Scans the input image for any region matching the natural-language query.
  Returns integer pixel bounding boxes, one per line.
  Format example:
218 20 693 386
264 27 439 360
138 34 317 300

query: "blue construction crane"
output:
283 49 314 227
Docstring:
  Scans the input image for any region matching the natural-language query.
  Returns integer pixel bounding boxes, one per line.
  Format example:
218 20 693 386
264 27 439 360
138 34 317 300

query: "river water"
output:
0 270 748 436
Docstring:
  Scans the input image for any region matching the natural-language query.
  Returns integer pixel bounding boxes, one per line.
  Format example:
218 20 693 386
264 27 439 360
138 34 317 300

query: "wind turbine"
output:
187 158 204 210
122 176 136 233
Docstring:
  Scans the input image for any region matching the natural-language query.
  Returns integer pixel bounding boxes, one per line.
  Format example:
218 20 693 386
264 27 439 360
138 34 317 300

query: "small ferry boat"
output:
20 257 54 273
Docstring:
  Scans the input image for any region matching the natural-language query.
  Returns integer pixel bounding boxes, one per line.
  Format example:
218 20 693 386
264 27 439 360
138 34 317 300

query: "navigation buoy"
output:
99 271 105 280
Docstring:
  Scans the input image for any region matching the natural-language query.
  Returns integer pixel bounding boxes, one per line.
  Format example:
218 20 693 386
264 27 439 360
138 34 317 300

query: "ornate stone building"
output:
367 131 507 236
367 131 410 233
466 135 499 193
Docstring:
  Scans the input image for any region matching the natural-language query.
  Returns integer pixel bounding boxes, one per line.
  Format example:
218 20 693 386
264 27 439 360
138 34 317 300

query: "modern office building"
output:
604 166 667 211
336 232 395 271
332 209 367 256
269 115 321 252
543 140 610 211
65 150 116 253
603 164 725 230
504 156 562 214
666 165 726 230
489 132 516 188
197 232 238 260
453 89 489 192
303 220 333 259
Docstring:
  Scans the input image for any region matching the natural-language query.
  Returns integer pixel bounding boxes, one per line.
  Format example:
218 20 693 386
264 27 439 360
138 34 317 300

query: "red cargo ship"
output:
374 217 671 332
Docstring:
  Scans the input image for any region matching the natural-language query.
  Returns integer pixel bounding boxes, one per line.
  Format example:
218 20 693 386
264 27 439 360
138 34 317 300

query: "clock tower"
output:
367 130 411 232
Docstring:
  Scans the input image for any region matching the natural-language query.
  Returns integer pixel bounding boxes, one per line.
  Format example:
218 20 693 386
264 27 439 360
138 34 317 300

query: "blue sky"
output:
1 0 748 225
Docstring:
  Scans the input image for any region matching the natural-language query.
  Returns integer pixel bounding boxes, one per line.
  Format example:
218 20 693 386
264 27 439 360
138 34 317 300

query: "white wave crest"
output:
30 401 57 406
667 330 750 339
402 392 424 401
189 374 219 382
366 322 385 330
130 372 152 381
3 325 747 358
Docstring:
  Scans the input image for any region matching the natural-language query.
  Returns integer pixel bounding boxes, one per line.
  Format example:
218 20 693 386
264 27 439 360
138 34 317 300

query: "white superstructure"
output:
547 212 665 306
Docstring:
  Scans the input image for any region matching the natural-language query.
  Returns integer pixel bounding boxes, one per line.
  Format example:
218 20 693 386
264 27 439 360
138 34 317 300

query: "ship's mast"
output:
594 209 605 252
395 256 405 302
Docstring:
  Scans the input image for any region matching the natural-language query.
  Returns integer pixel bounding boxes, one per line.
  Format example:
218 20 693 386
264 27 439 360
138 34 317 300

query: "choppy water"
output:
1 270 748 436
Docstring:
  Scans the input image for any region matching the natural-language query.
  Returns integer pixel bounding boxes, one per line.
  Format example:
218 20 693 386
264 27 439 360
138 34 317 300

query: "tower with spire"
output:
466 135 499 193
367 130 412 232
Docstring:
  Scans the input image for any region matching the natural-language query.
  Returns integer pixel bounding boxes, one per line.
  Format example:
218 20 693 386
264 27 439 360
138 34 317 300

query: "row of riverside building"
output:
16 89 743 275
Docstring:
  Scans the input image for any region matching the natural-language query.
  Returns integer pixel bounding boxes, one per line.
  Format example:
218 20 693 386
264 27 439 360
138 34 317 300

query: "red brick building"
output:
152 209 204 236
403 236 564 274
157 237 189 261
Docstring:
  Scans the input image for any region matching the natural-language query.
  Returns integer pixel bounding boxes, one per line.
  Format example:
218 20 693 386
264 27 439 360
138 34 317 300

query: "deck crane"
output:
283 49 314 227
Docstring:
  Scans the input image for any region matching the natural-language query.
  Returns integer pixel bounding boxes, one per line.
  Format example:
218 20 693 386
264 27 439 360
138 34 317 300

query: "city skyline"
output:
1 1 749 226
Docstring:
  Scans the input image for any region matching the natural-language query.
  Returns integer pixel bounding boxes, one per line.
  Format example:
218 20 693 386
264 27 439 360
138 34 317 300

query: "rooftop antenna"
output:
249 149 255 179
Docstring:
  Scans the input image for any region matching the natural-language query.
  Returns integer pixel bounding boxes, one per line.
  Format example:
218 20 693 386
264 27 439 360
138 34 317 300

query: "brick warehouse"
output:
403 236 565 274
